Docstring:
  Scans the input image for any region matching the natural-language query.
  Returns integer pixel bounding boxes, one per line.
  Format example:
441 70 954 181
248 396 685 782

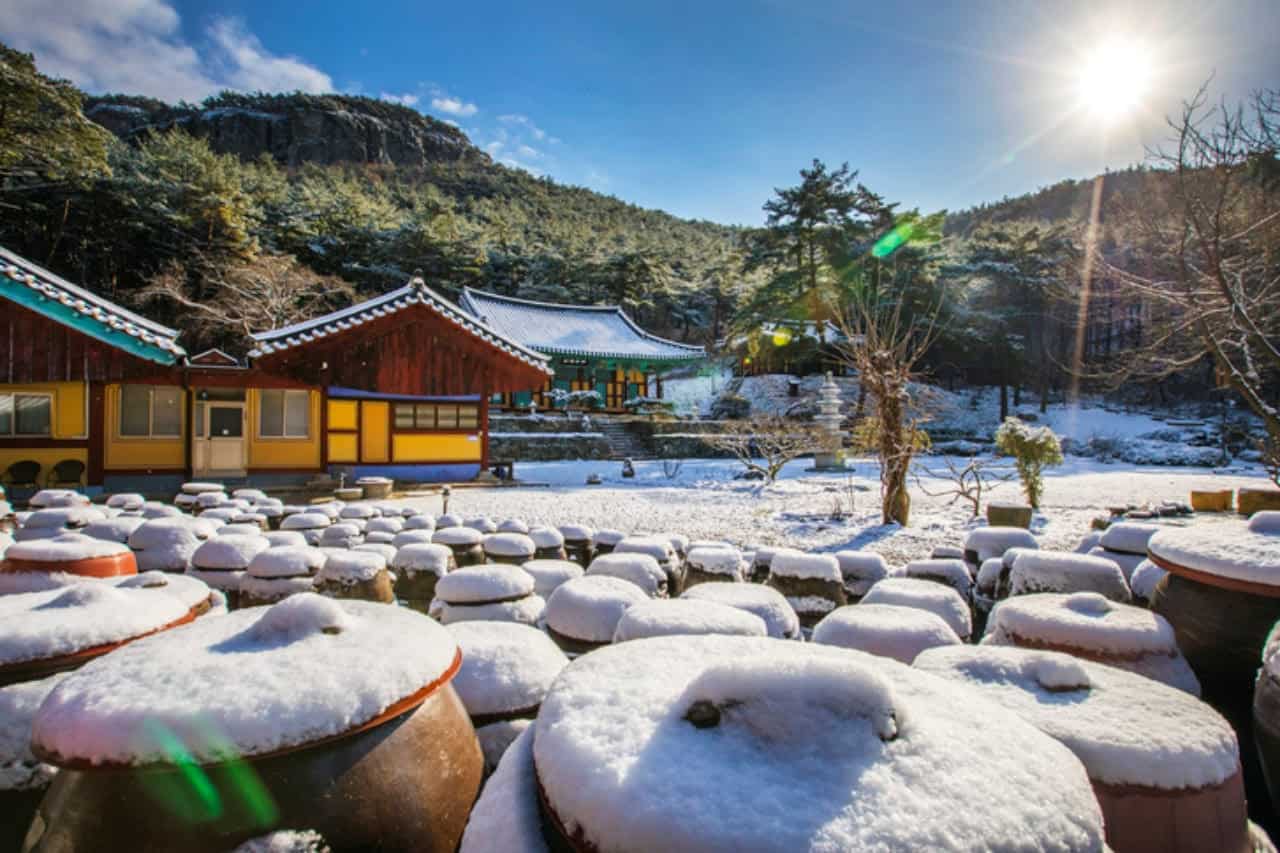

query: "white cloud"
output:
380 92 420 107
516 144 542 159
501 157 545 177
430 93 479 117
484 141 505 156
0 0 332 102
498 113 548 141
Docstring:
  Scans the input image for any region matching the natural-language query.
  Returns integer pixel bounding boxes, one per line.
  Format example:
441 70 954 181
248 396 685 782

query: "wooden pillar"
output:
480 371 491 472
87 381 105 487
181 371 194 482
319 383 329 473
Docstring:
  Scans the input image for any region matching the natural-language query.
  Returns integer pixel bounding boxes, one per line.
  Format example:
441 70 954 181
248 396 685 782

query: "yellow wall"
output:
104 383 185 470
0 381 87 438
360 402 390 463
247 389 322 470
328 432 358 463
0 447 88 482
392 433 481 463
328 399 358 431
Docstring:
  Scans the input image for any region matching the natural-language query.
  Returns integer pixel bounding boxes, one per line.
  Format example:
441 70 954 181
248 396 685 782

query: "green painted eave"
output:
0 274 179 366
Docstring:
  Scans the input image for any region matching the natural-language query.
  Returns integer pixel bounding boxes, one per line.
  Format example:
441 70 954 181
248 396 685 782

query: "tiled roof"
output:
248 277 552 374
0 246 185 363
459 288 706 361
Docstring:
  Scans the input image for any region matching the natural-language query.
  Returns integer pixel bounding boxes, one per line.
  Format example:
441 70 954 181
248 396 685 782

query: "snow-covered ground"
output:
401 457 1270 567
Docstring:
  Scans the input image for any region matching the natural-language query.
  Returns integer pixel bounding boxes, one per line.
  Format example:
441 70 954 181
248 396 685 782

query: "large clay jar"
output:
813 603 961 664
528 527 567 561
985 592 1200 695
239 546 323 608
862 576 972 642
681 582 801 640
765 549 846 629
682 545 744 589
557 524 594 567
430 565 543 626
1 534 136 580
0 578 205 850
833 550 888 603
390 543 454 614
589 528 624 558
963 525 1038 572
25 595 482 853
128 517 218 574
585 552 669 598
460 636 1107 852
918 645 1256 853
446 621 567 775
314 550 394 604
614 535 684 596
431 527 485 567
187 533 271 611
482 532 536 566
611 599 767 643
1007 550 1131 601
1149 517 1280 826
543 575 647 656
13 508 103 543
517 559 583 601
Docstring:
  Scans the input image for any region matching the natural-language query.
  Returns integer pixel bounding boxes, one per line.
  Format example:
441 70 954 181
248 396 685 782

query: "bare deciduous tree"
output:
706 416 825 483
1098 84 1280 446
913 455 1015 518
137 252 358 344
835 298 937 525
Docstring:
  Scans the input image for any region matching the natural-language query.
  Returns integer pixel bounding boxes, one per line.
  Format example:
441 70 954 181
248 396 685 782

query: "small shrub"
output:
994 417 1063 509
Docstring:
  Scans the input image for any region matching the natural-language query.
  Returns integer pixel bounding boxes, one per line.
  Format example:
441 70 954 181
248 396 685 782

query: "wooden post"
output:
319 384 329 474
87 381 105 487
182 372 194 482
480 371 491 473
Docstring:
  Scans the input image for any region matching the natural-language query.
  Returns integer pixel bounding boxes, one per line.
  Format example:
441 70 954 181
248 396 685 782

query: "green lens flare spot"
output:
872 222 916 258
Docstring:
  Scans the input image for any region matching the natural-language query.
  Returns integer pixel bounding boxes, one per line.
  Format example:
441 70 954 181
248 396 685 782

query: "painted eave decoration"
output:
0 245 185 365
248 276 553 376
459 287 706 362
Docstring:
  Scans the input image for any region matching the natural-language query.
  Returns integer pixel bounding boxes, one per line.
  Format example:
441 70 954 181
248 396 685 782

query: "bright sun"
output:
1075 38 1153 122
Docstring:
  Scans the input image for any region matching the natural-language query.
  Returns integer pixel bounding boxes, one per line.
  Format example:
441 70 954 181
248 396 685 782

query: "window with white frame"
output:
0 393 52 436
259 389 310 438
119 385 183 438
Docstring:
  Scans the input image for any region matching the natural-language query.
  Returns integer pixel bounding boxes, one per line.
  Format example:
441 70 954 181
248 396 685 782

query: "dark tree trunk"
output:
1000 383 1009 421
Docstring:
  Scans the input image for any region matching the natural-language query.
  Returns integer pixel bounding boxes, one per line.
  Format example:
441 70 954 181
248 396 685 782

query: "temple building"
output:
0 246 550 494
459 288 706 410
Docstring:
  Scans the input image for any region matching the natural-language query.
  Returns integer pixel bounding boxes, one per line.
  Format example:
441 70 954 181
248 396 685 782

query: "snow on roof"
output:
460 287 705 361
33 596 460 766
0 245 185 362
248 277 551 375
533 636 1105 852
915 645 1238 790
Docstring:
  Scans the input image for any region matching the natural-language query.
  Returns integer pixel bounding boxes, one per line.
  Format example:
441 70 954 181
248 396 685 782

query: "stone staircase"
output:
595 419 652 460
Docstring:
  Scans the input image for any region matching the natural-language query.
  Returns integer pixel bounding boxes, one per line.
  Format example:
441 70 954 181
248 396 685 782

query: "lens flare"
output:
1075 38 1152 121
872 221 915 259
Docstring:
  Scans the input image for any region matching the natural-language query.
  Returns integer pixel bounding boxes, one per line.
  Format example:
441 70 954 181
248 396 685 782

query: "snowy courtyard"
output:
403 456 1272 565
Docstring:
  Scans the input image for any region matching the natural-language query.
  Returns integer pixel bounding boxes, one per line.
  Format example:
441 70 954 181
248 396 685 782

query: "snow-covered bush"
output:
995 417 1063 508
549 388 601 413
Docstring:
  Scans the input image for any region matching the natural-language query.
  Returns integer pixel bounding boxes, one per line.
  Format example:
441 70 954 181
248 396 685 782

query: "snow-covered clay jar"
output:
130 516 218 574
431 565 545 626
749 545 778 584
1093 521 1165 581
460 636 1106 853
585 552 670 598
862 577 972 641
917 645 1253 853
240 546 324 608
1148 520 1280 720
446 621 568 775
984 592 1200 696
834 550 889 603
13 506 104 542
557 524 594 567
681 582 801 640
589 528 625 558
612 599 767 643
544 575 648 655
188 534 270 610
765 549 846 629
682 545 745 588
528 526 567 561
813 603 962 665
314 550 394 604
1252 621 1280 820
26 595 482 852
0 672 66 850
519 559 583 600
483 532 537 565
901 558 973 600
432 525 485 567
615 535 685 595
390 543 454 613
1 532 137 580
1007 551 1131 602
963 525 1038 570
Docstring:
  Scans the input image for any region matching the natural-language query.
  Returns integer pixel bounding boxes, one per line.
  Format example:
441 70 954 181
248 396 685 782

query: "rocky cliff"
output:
84 92 484 168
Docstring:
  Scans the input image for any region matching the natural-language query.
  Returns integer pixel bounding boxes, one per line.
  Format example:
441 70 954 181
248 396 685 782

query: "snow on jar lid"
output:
248 546 326 579
436 565 534 604
1008 551 1130 601
497 518 529 534
615 535 676 564
366 516 403 534
391 543 452 576
533 636 1105 852
340 503 377 520
316 550 386 584
180 482 226 495
280 512 331 531
465 516 497 533
591 528 625 547
31 594 461 767
768 549 841 581
437 512 463 529
835 551 889 591
915 645 1239 790
529 526 563 549
681 583 800 639
114 571 214 612
483 532 536 558
1148 521 1280 592
0 582 191 674
987 592 1176 656
29 489 89 509
862 577 972 640
83 515 146 544
1099 522 1162 556
685 546 743 577
813 603 962 664
16 507 104 539
447 622 567 719
1250 511 1280 535
963 526 1039 563
545 575 648 644
558 524 592 541
404 514 435 531
585 552 667 597
192 534 270 571
612 599 766 643
2 533 137 579
433 526 483 546
520 559 583 598
105 493 145 511
129 516 216 550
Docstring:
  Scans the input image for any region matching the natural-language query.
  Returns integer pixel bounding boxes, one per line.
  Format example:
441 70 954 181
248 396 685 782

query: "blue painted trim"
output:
333 463 480 483
0 274 178 366
327 386 480 402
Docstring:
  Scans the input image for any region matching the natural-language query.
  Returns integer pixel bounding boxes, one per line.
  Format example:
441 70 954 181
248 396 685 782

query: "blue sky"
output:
2 0 1276 224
